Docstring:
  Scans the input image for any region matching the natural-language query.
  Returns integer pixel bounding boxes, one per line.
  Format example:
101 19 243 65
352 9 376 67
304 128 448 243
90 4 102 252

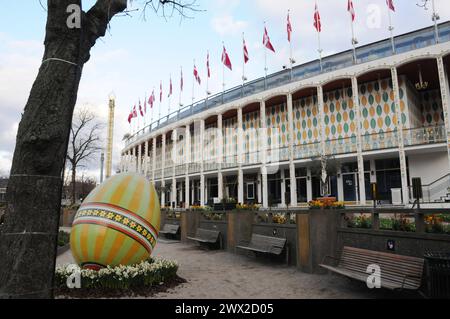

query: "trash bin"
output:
424 252 450 299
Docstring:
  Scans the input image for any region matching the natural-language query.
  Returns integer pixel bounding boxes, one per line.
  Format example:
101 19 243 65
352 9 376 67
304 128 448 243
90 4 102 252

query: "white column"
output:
161 134 166 207
317 86 327 158
217 114 224 201
257 173 262 204
352 76 367 205
437 56 450 173
185 176 190 209
131 147 136 173
237 107 244 204
307 167 313 202
281 169 286 207
262 166 268 208
287 93 297 206
138 144 142 174
144 140 149 177
391 67 409 205
172 129 177 206
152 138 157 182
337 165 344 202
200 119 206 205
260 100 268 208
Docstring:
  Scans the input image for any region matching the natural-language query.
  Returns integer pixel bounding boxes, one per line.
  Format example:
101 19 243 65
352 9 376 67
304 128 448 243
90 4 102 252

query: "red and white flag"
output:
148 90 155 109
139 100 144 117
243 38 249 64
386 0 395 12
160 81 163 102
144 96 147 113
348 0 356 22
314 3 322 33
193 65 201 85
207 52 211 78
132 105 137 118
222 46 232 71
168 77 173 97
180 68 184 92
128 109 133 124
287 12 293 42
263 27 275 53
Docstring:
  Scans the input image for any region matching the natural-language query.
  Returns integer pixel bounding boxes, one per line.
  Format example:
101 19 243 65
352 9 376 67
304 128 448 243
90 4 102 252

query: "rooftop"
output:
125 21 450 147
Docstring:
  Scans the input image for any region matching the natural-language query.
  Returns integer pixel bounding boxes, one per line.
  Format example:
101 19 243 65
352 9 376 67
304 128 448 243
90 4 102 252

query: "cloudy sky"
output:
0 0 449 179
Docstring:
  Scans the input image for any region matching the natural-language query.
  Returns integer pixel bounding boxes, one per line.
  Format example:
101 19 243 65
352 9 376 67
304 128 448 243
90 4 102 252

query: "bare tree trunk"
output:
0 0 127 299
71 166 76 206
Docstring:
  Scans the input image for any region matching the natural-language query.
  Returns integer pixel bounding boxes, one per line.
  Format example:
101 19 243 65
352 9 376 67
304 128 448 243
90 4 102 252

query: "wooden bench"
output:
187 228 222 249
159 224 180 239
237 234 288 264
319 246 424 290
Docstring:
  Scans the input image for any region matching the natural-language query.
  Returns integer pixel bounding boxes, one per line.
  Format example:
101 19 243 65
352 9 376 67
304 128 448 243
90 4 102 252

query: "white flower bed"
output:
55 258 179 290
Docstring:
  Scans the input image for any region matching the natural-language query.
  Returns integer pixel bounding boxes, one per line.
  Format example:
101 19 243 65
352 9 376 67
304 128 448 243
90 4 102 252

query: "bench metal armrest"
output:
321 255 340 266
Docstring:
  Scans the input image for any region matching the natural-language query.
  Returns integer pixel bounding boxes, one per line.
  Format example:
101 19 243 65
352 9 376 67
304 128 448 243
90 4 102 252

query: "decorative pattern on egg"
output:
70 173 160 270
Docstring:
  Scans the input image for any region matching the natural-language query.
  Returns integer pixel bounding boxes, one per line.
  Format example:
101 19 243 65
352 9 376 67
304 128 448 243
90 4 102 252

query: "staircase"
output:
423 174 450 203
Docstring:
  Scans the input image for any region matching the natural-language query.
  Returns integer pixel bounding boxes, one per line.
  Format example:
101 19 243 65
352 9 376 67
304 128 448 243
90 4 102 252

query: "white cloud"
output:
211 15 249 36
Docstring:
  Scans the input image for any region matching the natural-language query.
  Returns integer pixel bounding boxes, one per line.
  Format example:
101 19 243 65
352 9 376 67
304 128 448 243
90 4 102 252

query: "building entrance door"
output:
343 173 358 201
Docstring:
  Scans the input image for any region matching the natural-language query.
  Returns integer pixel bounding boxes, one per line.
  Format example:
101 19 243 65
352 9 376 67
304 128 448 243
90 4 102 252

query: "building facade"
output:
121 23 450 209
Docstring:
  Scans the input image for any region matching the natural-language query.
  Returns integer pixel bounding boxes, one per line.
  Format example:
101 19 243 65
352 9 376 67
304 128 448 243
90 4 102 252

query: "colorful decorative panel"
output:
293 96 319 145
223 116 237 160
323 87 357 141
420 90 444 127
242 111 260 162
191 128 201 163
204 123 218 162
266 103 289 149
358 77 410 136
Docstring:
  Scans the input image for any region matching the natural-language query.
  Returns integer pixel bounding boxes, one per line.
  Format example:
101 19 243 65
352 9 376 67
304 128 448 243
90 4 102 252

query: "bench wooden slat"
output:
188 228 221 244
320 246 424 291
159 224 180 235
237 234 286 255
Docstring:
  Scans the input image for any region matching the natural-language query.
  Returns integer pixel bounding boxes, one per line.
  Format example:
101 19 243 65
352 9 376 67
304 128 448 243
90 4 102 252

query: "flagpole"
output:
242 33 246 97
350 11 357 64
144 95 147 131
222 42 226 103
168 74 171 121
315 1 323 71
264 22 268 90
387 6 395 54
206 51 209 102
192 59 195 106
288 9 294 80
432 0 440 44
178 67 183 109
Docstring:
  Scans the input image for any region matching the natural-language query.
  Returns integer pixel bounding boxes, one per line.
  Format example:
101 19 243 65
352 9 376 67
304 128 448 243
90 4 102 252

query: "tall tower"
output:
106 93 116 179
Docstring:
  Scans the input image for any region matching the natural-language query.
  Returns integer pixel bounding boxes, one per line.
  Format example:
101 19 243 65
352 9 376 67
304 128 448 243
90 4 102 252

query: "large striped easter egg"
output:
70 173 160 270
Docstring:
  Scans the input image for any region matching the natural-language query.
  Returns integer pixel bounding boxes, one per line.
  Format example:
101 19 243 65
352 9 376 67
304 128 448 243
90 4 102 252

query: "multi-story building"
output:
121 22 450 209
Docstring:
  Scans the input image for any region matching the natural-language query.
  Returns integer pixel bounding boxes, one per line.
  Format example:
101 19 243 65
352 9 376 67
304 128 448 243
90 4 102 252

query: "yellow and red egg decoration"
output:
70 173 160 270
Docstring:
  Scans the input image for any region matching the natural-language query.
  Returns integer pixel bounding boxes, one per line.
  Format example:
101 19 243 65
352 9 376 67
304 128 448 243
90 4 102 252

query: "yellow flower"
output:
130 222 137 229
136 225 143 233
107 212 114 219
114 215 122 222
122 218 130 226
142 230 148 236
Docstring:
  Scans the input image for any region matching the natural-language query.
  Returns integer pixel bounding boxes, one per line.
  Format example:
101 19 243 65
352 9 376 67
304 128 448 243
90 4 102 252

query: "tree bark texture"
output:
0 0 127 298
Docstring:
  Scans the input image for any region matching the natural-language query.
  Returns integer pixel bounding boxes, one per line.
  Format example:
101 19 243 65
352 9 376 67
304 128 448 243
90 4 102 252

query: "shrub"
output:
346 214 372 229
58 231 70 247
55 258 178 290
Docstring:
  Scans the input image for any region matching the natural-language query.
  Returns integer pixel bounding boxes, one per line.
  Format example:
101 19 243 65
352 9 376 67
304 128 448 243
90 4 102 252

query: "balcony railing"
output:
144 126 446 178
293 142 321 160
362 130 399 152
125 22 450 147
403 125 446 147
325 136 358 156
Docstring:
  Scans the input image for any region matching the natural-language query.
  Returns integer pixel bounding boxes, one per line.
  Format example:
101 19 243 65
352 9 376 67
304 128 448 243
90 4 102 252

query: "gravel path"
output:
57 240 415 299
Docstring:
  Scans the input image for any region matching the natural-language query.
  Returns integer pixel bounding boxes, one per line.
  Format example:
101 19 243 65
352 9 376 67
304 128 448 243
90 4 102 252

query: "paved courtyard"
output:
57 240 417 299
